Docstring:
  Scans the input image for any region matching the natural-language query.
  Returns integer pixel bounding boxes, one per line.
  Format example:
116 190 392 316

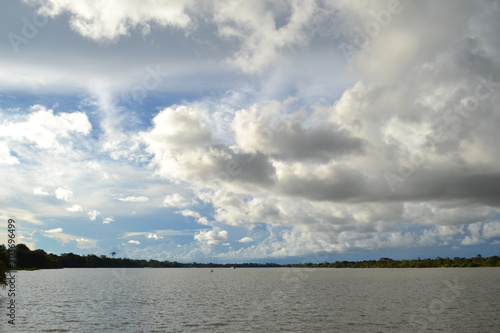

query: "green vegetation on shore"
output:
293 255 500 268
0 256 7 286
1 244 499 285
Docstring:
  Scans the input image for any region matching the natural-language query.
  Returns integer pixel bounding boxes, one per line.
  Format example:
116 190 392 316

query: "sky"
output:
0 0 499 263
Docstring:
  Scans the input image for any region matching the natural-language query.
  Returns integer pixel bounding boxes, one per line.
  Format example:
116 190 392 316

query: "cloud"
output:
141 105 212 154
33 187 50 196
347 1 481 85
102 216 114 224
232 101 365 161
163 193 191 208
44 228 63 233
459 222 492 246
0 105 91 151
74 238 97 249
42 231 98 249
237 237 253 243
66 204 83 212
26 0 192 42
138 45 500 255
196 217 211 226
55 187 74 202
141 105 276 186
194 229 228 245
25 0 324 74
0 142 19 165
461 236 485 246
117 196 149 203
121 230 191 239
214 0 319 73
88 210 100 221
176 209 211 225
146 233 163 240
483 221 500 238
128 240 141 245
86 160 109 180
177 209 201 219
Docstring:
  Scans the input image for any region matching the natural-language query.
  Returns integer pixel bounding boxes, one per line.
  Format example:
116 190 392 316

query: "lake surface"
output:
1 267 499 332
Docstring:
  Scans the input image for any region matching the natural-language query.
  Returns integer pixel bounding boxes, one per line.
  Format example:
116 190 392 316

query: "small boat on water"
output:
208 269 213 272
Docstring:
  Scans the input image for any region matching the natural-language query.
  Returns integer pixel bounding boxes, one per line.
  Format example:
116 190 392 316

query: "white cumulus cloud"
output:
194 229 228 245
28 0 192 42
483 222 500 239
44 228 63 233
0 142 19 165
163 193 191 208
238 237 253 243
55 187 74 202
88 210 100 221
66 204 83 212
102 216 114 224
177 209 201 219
146 233 163 240
118 196 149 203
0 105 91 151
33 187 50 196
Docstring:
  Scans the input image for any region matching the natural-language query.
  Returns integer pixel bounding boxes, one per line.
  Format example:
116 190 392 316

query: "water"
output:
1 267 499 332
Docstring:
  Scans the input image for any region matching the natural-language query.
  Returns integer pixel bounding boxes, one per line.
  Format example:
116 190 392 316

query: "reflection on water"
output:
2 267 499 332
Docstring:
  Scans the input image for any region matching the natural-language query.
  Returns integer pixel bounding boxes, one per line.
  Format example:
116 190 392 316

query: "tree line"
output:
1 244 499 285
294 255 500 268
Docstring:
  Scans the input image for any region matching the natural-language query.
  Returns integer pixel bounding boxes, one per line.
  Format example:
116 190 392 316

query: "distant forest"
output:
1 244 499 285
